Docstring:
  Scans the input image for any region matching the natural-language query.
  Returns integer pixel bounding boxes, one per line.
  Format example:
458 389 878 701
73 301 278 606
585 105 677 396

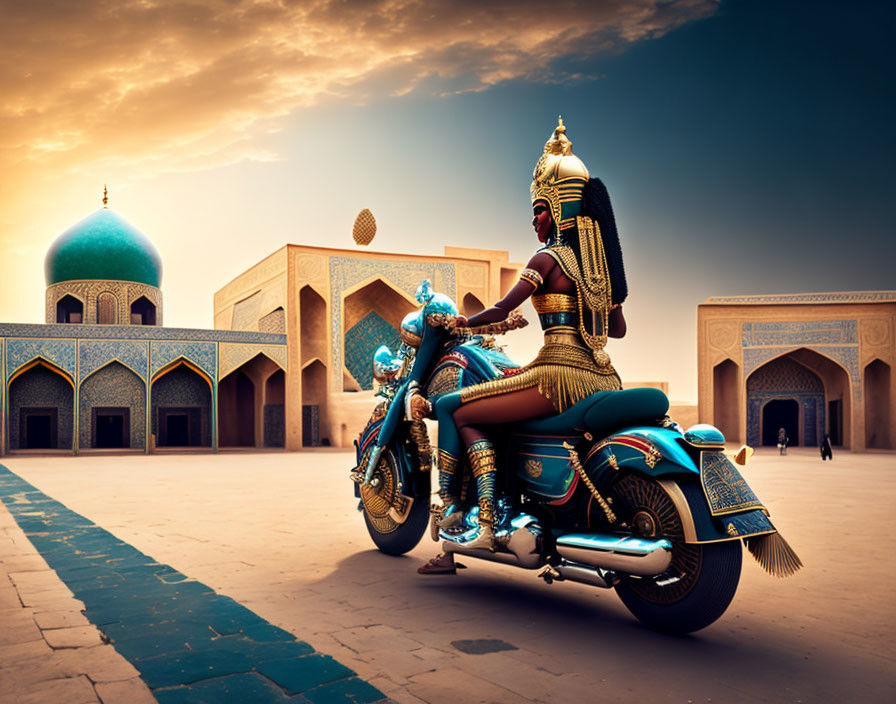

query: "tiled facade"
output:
0 324 287 455
698 292 896 451
214 244 522 449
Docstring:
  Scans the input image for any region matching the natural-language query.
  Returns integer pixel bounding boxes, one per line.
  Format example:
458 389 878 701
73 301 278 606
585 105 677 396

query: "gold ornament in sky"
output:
352 209 377 245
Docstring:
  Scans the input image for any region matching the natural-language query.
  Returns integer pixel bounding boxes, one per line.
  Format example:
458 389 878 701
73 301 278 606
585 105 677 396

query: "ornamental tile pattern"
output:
742 320 857 347
78 362 146 450
6 338 77 380
344 312 401 391
708 291 896 304
80 340 150 381
743 346 860 383
0 323 285 345
151 342 217 381
746 392 825 448
219 343 287 379
328 256 456 386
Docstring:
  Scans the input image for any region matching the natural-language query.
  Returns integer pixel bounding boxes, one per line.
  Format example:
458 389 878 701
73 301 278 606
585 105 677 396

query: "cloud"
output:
0 0 718 178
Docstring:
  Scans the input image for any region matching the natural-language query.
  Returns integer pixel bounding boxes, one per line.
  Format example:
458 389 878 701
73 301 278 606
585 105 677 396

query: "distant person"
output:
821 434 833 461
778 427 788 455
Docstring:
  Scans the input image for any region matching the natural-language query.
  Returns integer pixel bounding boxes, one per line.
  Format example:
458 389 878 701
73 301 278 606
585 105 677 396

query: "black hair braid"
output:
583 177 628 304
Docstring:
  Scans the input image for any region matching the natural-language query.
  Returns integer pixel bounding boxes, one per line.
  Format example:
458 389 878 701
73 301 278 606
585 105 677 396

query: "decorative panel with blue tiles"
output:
0 323 285 345
742 320 857 347
743 346 860 383
746 356 825 447
329 256 456 387
78 362 146 450
150 342 217 381
344 312 401 391
80 340 150 381
6 338 77 380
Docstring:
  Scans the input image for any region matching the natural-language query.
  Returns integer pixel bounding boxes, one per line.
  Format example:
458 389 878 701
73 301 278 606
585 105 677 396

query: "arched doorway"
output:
302 360 327 446
747 353 825 447
865 359 892 449
712 359 739 440
56 295 83 324
151 362 211 447
762 399 799 447
130 296 157 325
343 279 415 390
218 370 255 446
462 293 485 317
264 369 285 447
79 362 145 449
97 292 118 324
300 286 327 365
9 361 74 450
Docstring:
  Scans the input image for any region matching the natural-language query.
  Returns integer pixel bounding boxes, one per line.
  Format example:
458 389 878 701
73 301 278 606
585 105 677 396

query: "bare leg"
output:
453 386 556 446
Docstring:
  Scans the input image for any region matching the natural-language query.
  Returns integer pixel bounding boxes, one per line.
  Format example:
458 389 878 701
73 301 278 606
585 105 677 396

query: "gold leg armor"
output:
436 450 463 529
467 440 496 528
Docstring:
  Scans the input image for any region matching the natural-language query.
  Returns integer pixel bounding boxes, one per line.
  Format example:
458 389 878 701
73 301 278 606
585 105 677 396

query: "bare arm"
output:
608 306 626 338
461 252 555 327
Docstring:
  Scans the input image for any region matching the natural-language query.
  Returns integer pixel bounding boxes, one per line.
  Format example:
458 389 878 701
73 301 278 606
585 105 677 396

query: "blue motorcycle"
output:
352 285 800 634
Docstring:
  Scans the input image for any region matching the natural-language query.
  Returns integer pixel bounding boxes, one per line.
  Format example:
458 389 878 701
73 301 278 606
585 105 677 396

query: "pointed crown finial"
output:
102 184 108 208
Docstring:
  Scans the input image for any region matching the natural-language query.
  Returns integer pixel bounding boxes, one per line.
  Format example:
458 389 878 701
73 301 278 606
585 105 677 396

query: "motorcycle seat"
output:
515 388 670 437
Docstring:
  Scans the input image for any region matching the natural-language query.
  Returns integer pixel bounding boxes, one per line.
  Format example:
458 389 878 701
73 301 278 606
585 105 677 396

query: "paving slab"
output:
2 450 895 703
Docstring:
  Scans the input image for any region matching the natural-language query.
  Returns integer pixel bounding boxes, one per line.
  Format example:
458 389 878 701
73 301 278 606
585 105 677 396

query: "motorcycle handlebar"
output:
426 311 528 337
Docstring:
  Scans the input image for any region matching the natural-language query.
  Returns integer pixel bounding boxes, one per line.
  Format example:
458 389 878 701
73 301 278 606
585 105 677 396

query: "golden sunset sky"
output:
2 0 892 402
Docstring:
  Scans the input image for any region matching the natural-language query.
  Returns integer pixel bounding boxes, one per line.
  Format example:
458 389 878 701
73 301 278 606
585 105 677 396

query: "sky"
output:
1 0 893 403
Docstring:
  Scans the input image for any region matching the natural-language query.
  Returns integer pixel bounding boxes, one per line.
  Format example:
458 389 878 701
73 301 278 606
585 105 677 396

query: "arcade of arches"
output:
218 354 285 448
699 293 895 451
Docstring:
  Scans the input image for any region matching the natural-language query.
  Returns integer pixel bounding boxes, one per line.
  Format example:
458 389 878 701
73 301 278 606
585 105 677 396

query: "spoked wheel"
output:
360 449 429 556
609 473 742 635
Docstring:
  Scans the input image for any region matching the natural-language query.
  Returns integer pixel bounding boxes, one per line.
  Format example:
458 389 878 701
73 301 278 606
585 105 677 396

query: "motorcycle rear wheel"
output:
609 473 742 635
360 449 429 556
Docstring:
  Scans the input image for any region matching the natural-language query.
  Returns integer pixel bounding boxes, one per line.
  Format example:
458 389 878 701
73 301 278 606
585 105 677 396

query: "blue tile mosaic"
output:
742 320 857 347
708 292 896 304
0 465 385 704
151 342 217 381
328 256 456 387
6 338 77 380
8 365 74 450
743 346 860 383
0 322 285 345
80 339 150 381
79 361 146 449
345 312 401 391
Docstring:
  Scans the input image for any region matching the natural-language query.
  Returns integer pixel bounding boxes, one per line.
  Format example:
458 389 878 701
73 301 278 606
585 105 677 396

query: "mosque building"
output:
0 197 523 454
0 196 288 455
1 195 892 455
698 293 896 451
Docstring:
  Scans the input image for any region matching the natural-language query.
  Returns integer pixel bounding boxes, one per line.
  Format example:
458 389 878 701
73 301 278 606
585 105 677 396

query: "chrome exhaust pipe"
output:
555 534 672 576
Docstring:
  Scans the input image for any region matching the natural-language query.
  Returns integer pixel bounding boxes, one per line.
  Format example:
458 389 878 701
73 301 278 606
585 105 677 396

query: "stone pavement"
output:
0 465 384 704
1 497 154 704
1 449 895 703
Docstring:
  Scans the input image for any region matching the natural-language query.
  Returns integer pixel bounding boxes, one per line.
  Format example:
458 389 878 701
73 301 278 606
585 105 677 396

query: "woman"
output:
418 118 629 566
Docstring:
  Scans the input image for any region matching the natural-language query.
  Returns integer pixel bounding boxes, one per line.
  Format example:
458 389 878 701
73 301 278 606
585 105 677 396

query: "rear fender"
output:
585 426 775 543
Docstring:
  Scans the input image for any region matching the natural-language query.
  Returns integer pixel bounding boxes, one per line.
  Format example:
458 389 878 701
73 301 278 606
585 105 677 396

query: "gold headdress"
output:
530 116 589 236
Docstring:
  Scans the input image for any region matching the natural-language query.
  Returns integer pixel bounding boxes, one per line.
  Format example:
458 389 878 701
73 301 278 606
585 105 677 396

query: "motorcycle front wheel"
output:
360 449 429 556
609 473 742 635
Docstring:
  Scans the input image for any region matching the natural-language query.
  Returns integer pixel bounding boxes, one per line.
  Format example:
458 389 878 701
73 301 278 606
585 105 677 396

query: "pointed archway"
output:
79 361 146 449
8 360 74 450
865 359 892 449
151 361 212 447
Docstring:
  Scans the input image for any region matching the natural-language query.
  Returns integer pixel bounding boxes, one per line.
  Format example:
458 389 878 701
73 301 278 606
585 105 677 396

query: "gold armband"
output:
519 268 543 288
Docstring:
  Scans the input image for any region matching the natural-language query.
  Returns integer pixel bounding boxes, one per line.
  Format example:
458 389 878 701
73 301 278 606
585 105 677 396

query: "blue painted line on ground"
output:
0 465 385 704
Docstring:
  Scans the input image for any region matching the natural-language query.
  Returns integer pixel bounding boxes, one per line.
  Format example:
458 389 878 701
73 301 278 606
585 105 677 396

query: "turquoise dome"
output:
45 209 163 287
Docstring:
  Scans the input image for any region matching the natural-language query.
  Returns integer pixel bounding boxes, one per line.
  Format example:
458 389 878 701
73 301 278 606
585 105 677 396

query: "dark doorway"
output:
158 407 202 447
762 399 799 447
828 400 842 446
22 408 57 449
130 296 157 325
302 405 320 447
92 407 129 448
56 295 83 324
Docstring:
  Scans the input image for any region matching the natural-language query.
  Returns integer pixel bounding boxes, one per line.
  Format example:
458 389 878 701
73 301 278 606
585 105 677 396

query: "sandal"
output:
418 553 460 575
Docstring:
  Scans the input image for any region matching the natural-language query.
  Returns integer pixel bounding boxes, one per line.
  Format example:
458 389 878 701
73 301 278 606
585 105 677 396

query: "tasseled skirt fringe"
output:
458 340 621 412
